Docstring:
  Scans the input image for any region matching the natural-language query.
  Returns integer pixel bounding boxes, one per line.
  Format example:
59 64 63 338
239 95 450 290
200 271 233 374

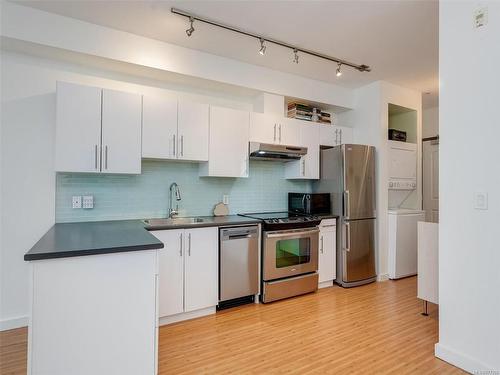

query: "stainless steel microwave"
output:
288 193 331 215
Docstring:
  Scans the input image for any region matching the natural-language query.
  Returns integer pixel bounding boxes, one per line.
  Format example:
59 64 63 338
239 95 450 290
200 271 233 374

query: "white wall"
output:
0 50 259 330
436 2 500 372
340 81 422 279
422 106 438 138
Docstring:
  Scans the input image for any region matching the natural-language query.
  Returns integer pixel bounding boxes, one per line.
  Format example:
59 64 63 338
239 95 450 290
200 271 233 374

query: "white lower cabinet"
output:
152 227 218 320
319 220 336 284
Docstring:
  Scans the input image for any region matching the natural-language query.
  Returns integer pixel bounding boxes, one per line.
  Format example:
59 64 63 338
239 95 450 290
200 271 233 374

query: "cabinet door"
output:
249 112 279 144
319 125 354 146
285 122 320 179
142 96 178 159
177 101 209 161
184 227 218 312
280 118 301 146
151 230 184 317
55 82 102 173
319 224 336 283
101 89 142 174
201 106 249 177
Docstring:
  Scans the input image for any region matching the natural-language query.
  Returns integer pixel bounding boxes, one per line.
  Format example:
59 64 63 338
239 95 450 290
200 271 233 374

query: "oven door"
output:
263 227 319 281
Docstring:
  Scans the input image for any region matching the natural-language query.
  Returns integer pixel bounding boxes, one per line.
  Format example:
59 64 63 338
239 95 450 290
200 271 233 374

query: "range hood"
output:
249 142 307 161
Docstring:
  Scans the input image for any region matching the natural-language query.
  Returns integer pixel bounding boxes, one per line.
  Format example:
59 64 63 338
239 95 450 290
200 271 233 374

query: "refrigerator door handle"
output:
344 190 350 218
344 222 351 252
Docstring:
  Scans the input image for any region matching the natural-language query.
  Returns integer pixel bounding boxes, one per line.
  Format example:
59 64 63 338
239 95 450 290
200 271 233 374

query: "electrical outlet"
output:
72 196 82 209
82 195 94 209
474 192 488 210
223 195 229 205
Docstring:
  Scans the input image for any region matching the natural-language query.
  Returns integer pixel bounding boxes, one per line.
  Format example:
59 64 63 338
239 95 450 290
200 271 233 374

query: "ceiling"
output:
14 0 439 108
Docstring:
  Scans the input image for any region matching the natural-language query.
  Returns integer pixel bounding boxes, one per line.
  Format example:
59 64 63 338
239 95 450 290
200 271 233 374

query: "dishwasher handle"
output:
221 226 259 241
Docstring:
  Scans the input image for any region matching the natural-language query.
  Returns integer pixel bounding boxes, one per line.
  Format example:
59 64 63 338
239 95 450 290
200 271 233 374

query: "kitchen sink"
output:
142 217 206 227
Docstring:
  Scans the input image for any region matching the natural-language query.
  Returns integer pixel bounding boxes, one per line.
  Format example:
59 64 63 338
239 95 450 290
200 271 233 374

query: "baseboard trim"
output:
0 316 29 331
318 280 335 289
435 343 496 373
159 307 216 326
377 273 389 282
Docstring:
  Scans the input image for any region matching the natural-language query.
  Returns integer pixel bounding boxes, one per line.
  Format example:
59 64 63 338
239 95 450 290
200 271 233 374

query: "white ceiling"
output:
14 0 439 108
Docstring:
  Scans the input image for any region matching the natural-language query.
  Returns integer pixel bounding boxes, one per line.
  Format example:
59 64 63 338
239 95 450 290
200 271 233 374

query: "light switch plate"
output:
474 192 488 210
72 196 82 209
82 195 94 209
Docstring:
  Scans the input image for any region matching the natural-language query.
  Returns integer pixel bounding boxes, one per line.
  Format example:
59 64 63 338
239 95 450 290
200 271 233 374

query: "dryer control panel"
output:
389 179 417 190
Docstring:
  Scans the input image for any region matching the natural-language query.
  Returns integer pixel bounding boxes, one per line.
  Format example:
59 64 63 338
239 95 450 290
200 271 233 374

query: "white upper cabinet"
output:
142 96 178 160
285 122 320 179
280 118 301 146
319 125 353 147
101 89 142 174
200 106 249 178
249 113 300 146
177 101 209 161
55 82 102 173
55 82 142 174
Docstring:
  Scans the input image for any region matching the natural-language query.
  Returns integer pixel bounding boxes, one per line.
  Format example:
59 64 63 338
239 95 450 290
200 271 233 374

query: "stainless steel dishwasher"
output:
219 226 259 309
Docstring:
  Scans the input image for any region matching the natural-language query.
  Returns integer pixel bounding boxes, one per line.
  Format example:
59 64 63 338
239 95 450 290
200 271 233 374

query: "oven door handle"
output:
265 228 319 238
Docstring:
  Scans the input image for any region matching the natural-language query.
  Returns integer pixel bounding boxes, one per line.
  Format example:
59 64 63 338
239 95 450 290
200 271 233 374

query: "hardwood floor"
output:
1 277 463 374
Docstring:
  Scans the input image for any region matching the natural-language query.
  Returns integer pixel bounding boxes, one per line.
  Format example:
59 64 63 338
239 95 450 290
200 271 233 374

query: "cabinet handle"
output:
188 233 191 256
273 124 276 142
94 145 98 170
320 235 324 254
345 222 351 252
173 134 176 157
180 135 184 157
339 129 343 144
334 129 338 145
179 233 183 256
279 124 282 143
104 145 108 170
302 159 306 176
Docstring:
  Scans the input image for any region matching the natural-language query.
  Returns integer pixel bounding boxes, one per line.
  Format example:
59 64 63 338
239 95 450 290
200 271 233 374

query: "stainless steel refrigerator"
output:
313 144 377 287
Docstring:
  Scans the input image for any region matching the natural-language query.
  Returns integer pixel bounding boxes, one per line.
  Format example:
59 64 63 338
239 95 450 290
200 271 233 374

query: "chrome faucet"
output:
169 182 182 218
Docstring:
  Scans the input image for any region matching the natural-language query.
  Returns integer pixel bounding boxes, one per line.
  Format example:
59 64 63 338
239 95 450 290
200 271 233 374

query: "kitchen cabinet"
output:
152 227 218 318
177 101 209 161
55 82 102 173
249 112 300 146
142 98 209 162
285 122 320 179
142 96 178 160
319 125 353 147
200 106 249 178
55 82 142 174
319 220 336 284
101 89 142 174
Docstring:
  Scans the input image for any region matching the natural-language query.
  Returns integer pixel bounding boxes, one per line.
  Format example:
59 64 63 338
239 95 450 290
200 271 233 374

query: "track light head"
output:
259 38 266 55
336 62 342 77
293 49 299 64
186 16 195 37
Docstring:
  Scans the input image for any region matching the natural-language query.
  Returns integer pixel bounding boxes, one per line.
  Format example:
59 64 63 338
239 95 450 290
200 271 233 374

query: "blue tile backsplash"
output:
56 160 312 222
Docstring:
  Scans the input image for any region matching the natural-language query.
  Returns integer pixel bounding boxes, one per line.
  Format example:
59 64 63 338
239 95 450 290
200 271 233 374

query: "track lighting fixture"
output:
259 38 266 55
186 16 195 37
336 62 342 77
172 8 371 74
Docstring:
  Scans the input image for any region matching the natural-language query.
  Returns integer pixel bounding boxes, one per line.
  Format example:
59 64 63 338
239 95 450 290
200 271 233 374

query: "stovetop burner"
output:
238 211 321 230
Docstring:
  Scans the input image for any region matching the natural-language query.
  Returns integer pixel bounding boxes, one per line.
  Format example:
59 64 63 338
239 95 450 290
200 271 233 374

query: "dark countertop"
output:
24 216 262 261
24 220 164 261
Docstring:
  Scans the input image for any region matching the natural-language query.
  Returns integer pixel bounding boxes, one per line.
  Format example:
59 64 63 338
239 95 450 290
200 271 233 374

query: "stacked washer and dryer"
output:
388 141 425 280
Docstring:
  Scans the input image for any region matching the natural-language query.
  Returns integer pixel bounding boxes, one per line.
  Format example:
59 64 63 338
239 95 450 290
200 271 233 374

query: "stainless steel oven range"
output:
239 212 321 303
